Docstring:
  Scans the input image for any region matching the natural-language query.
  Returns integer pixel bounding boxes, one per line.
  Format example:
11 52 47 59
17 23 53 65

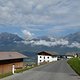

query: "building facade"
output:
37 51 57 65
0 52 27 74
66 52 78 59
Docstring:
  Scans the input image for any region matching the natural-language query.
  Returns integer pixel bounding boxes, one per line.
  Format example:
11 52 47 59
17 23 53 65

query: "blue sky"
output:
0 0 80 38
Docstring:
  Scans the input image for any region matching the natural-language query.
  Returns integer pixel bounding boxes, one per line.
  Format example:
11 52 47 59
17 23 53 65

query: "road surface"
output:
1 60 80 80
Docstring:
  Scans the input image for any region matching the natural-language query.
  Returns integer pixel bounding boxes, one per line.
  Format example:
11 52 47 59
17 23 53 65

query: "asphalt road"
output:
1 60 80 80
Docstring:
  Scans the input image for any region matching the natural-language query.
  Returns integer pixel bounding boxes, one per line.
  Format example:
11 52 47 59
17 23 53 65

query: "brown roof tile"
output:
0 52 27 60
38 51 58 56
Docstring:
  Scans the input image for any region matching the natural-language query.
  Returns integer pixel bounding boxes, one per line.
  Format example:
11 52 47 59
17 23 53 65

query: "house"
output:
66 52 78 59
76 52 80 57
37 51 58 65
0 52 27 74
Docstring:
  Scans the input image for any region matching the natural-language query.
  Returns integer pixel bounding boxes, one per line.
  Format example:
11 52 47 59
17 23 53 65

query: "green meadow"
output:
68 58 80 75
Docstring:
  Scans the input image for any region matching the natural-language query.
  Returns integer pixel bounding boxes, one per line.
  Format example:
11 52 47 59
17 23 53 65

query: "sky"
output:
0 0 80 39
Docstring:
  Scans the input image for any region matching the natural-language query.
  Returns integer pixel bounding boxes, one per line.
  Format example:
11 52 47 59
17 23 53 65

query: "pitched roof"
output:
0 52 27 60
66 52 78 56
38 51 58 56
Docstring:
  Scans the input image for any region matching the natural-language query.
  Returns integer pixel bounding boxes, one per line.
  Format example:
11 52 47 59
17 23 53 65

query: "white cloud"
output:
22 30 34 40
23 37 80 48
23 38 69 47
68 42 80 48
0 0 80 36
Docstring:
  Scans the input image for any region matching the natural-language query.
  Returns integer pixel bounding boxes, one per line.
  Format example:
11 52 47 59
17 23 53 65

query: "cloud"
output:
22 30 34 40
68 42 80 48
23 38 69 47
0 0 80 36
23 37 80 48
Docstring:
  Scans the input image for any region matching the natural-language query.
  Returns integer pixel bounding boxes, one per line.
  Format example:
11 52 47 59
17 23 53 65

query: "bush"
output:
68 58 80 75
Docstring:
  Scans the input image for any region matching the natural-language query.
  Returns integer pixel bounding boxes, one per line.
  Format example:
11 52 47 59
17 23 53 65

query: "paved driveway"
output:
1 60 80 80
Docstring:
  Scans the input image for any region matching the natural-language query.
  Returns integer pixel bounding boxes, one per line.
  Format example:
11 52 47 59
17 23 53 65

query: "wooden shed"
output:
0 52 27 74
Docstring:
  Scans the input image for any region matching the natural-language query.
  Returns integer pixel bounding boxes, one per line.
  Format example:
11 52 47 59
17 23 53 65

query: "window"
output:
40 56 42 58
47 57 49 59
40 60 41 62
44 57 45 59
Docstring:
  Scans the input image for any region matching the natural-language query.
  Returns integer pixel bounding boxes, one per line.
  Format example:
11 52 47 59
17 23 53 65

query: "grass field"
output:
67 58 80 75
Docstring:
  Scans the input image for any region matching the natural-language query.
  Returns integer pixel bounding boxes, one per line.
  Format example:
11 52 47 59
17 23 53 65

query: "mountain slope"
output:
0 32 23 45
0 32 23 41
0 32 79 55
64 32 80 43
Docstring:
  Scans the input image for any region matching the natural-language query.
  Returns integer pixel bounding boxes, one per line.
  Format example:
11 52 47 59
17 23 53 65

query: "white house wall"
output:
52 57 57 61
38 55 57 65
67 56 73 59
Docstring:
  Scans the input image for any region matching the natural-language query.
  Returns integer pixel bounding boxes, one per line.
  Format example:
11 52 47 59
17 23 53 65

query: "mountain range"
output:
0 32 80 56
64 32 80 43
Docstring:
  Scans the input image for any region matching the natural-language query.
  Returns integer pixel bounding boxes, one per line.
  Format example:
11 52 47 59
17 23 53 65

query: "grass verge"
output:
15 66 34 73
0 65 37 79
67 58 80 75
0 72 13 79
